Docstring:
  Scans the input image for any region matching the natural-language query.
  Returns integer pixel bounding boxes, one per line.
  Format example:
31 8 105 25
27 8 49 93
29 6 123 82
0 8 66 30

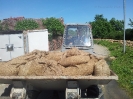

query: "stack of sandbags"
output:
18 58 63 76
0 47 111 76
63 59 96 76
0 50 63 76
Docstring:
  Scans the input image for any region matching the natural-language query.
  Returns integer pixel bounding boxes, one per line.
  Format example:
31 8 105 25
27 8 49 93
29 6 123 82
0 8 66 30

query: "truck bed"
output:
0 71 118 90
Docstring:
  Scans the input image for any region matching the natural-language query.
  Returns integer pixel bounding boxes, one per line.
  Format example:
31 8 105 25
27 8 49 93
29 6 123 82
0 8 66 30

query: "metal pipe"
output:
123 0 126 53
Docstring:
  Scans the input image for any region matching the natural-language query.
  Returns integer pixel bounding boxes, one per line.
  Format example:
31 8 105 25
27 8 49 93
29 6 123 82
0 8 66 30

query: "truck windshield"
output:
64 25 92 47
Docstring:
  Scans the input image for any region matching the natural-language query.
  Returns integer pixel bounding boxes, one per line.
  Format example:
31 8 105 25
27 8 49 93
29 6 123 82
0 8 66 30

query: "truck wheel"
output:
87 85 99 98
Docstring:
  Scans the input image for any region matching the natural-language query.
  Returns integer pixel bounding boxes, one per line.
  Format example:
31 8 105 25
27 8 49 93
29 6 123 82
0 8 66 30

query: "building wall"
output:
49 36 63 51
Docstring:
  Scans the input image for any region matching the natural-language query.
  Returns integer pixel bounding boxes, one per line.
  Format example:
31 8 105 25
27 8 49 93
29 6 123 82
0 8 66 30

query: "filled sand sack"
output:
64 47 89 57
94 59 110 76
59 55 90 67
0 65 19 76
0 59 28 76
46 51 63 61
63 59 95 76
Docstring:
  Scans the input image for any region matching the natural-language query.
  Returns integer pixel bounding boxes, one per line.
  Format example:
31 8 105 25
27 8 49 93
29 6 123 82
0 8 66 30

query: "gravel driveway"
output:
0 44 130 99
93 44 110 58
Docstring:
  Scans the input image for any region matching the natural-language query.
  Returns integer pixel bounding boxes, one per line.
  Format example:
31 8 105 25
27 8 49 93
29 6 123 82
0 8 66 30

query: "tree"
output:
109 18 123 39
128 18 133 27
109 18 124 31
15 19 39 30
4 24 9 31
42 17 64 37
90 14 113 38
89 14 124 39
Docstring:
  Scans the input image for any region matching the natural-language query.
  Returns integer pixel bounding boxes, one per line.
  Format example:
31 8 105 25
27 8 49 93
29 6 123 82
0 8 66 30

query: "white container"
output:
0 33 24 61
25 29 49 53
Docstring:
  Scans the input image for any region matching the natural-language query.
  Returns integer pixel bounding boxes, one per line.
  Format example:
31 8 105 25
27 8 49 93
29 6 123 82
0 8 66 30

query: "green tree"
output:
15 19 39 30
90 14 113 38
42 17 64 37
129 18 133 27
89 14 124 39
3 23 9 31
109 18 123 39
109 18 124 31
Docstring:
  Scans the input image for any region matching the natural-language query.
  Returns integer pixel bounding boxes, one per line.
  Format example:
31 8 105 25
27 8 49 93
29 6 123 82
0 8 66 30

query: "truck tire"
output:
37 90 54 99
87 85 99 98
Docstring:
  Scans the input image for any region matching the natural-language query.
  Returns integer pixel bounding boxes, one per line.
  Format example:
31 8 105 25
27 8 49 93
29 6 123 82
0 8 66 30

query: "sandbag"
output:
59 55 90 67
0 65 19 76
63 61 94 76
64 47 89 57
94 59 110 76
18 61 33 76
46 51 63 61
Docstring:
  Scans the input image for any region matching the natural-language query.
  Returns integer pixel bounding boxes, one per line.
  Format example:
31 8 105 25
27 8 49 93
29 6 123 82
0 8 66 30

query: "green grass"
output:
94 40 133 98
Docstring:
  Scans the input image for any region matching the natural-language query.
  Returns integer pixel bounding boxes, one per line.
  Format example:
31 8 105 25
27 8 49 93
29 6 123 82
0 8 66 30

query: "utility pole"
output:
123 0 126 53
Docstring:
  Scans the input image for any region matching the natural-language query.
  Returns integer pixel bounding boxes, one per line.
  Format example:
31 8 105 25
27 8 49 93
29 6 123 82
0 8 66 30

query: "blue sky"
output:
0 0 133 28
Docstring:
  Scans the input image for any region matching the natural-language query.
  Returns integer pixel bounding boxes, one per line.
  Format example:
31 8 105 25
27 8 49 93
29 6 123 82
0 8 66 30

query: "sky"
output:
0 0 133 28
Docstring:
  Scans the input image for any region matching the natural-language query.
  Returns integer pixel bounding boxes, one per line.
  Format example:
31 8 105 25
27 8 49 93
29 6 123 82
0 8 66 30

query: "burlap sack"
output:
94 59 110 76
59 55 90 67
0 59 28 76
41 59 62 76
64 47 89 57
46 51 63 61
0 65 19 76
27 60 46 76
89 55 100 63
63 66 79 76
76 62 94 75
18 58 63 76
0 62 5 66
65 47 81 57
18 61 33 76
8 60 27 66
63 61 94 76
